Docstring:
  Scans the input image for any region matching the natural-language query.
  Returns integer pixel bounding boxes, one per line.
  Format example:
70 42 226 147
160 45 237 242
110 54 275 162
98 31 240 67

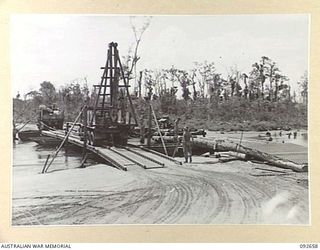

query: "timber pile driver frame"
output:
39 42 175 173
84 42 138 146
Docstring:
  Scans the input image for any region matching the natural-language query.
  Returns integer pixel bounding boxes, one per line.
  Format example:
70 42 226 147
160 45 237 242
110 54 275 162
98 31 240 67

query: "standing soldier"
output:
182 126 193 163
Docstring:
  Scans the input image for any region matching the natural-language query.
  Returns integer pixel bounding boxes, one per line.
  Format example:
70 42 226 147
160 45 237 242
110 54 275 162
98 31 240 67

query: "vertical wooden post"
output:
138 71 143 98
172 118 180 157
147 86 153 148
140 117 145 144
65 122 69 147
65 122 69 135
82 106 88 150
147 103 152 148
174 118 180 143
81 93 89 167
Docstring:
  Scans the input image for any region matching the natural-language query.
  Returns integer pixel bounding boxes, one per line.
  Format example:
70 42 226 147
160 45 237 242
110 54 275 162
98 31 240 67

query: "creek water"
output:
206 130 308 147
12 141 88 174
13 129 308 172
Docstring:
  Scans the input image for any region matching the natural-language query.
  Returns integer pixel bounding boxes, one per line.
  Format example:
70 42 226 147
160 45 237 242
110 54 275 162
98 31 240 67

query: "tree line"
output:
130 56 308 131
13 78 89 124
13 56 308 131
138 56 307 104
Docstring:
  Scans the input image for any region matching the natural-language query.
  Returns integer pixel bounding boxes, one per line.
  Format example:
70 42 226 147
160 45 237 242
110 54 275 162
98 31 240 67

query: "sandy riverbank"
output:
12 155 309 225
12 127 309 225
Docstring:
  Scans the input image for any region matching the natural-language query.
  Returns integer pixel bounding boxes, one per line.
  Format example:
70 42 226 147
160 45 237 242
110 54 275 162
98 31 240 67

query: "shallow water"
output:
206 130 308 148
12 141 84 173
13 129 308 173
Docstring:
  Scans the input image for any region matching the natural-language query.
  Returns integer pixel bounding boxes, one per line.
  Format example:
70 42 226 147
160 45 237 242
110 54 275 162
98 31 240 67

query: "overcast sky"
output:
10 14 309 96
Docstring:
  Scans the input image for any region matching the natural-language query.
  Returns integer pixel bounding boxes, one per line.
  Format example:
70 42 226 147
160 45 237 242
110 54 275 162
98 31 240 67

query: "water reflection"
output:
12 141 84 173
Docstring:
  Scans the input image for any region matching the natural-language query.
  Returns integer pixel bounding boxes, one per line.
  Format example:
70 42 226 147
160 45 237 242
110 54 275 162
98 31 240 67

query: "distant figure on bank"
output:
288 132 292 139
293 131 297 139
182 127 193 163
267 136 273 141
266 131 272 141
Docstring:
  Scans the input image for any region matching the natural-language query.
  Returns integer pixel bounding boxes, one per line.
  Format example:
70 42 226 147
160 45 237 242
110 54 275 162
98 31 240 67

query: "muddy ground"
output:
12 155 309 225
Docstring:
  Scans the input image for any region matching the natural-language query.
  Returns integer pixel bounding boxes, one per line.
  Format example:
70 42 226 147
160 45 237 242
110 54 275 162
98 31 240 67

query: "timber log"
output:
193 138 307 172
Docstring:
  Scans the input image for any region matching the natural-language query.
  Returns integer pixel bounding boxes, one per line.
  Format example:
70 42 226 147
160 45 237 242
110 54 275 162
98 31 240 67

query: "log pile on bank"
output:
193 137 307 172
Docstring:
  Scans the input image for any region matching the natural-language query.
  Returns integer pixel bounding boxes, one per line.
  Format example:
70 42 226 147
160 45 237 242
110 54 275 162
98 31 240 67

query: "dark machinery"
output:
37 104 64 130
85 42 137 146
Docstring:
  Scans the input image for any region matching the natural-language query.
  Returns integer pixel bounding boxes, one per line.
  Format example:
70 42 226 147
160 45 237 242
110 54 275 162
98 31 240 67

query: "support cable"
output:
150 104 168 156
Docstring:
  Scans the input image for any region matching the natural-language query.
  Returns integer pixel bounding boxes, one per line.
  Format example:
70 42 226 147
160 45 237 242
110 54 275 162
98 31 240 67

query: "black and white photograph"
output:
11 14 309 226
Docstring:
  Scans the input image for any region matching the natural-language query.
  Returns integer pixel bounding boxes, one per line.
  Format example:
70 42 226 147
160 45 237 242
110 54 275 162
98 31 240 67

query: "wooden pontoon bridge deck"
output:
41 130 181 171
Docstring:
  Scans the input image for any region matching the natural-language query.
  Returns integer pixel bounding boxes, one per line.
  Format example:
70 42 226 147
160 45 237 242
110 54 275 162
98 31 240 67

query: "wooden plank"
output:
128 143 182 165
124 147 164 167
110 148 164 169
109 148 146 169
41 130 171 171
41 130 128 171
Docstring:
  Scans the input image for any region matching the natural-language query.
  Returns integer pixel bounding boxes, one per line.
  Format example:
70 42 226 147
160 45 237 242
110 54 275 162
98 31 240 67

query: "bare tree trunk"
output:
138 71 143 98
269 66 273 101
275 79 278 102
192 82 197 100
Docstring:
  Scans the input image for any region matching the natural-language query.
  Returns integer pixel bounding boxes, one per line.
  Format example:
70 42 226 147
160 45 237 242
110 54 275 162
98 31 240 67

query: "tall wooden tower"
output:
86 42 137 146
